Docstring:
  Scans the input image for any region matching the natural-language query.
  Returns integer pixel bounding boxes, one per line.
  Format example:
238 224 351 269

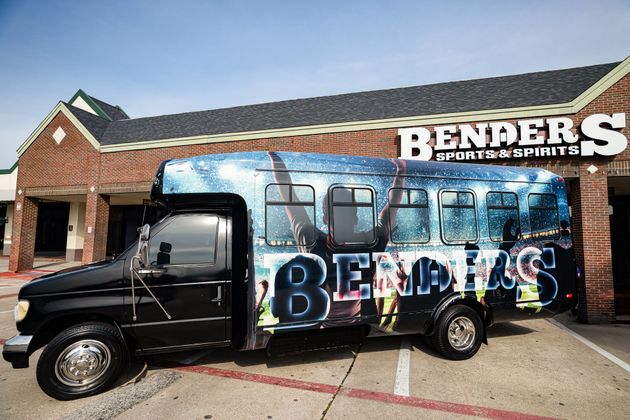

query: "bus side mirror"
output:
135 224 151 268
139 224 150 241
139 242 149 268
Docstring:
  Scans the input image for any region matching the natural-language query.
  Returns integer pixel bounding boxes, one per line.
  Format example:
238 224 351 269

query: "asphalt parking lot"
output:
0 274 629 420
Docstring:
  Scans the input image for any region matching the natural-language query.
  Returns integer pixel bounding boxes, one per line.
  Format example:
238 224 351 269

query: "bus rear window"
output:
528 193 560 239
487 192 521 242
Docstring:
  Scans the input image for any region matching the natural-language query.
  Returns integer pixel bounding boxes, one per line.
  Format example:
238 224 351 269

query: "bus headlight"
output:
14 300 30 323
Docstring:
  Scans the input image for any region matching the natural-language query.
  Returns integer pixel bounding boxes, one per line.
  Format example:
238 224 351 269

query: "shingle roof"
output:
88 96 128 121
72 61 622 145
64 103 111 140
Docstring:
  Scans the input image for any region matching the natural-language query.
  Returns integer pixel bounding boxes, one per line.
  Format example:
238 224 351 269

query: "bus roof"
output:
158 151 559 185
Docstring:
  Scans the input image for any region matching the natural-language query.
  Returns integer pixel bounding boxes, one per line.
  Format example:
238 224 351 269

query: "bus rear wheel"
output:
431 305 483 360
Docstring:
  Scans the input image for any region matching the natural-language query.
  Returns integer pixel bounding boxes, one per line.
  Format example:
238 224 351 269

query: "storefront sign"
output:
399 113 627 162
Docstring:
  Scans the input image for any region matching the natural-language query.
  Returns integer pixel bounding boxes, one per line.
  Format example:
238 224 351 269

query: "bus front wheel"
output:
431 305 483 360
36 322 128 400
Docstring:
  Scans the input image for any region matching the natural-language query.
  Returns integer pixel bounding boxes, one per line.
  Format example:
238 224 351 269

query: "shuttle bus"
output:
3 151 577 399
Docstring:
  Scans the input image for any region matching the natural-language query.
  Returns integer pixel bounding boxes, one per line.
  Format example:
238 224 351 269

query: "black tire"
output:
431 305 483 360
36 322 128 400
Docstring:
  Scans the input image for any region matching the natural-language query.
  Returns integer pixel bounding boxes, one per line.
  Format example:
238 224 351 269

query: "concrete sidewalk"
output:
552 311 630 366
0 256 82 280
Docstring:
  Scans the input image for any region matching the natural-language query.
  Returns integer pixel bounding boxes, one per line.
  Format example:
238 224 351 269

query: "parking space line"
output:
394 337 411 396
160 361 557 420
0 310 14 314
547 318 630 373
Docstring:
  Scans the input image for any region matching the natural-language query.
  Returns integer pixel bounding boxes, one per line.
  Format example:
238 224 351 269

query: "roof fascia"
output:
572 57 630 110
16 102 101 157
0 161 18 175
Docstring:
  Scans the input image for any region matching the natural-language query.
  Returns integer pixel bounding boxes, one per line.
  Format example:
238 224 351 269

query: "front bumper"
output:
2 334 33 368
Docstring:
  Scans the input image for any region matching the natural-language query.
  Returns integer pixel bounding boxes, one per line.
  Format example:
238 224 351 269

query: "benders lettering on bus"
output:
263 247 558 327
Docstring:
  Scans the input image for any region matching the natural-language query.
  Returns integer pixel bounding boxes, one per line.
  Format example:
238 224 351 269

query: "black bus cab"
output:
3 152 578 400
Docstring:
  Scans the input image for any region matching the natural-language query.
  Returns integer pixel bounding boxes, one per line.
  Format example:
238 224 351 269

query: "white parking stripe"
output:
394 337 411 396
0 310 13 314
0 286 20 290
547 318 630 373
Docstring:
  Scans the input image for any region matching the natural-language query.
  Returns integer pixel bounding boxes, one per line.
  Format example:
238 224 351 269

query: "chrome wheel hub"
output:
55 340 111 387
447 316 476 351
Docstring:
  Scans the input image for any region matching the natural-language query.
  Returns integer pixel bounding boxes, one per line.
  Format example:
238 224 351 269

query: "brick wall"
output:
8 196 38 272
17 112 99 189
10 111 102 271
570 165 615 323
98 128 399 184
82 193 109 263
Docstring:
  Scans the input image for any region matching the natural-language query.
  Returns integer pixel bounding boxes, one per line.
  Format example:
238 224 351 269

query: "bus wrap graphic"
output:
159 151 575 347
257 246 558 330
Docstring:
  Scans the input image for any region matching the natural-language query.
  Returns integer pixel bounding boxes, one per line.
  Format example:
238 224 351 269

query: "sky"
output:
0 0 629 168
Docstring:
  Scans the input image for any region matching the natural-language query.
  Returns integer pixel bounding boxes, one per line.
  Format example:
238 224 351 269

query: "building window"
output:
440 190 478 243
528 193 560 239
388 188 430 244
486 192 521 242
148 214 218 266
330 185 376 245
265 184 315 246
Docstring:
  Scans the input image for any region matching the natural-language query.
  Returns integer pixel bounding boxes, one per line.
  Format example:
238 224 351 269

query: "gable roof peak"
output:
68 89 129 122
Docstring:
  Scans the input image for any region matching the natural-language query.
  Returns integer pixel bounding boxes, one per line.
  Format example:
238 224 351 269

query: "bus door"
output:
129 213 231 351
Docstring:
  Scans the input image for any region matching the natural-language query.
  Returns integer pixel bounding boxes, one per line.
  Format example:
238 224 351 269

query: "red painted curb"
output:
169 363 339 394
166 362 558 420
339 387 556 420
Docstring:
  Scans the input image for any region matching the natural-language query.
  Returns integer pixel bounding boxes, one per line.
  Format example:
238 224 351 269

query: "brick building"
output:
8 58 630 323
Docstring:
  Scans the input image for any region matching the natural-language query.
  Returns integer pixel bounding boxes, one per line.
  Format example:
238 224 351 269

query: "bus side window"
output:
265 184 316 246
486 192 521 242
330 185 376 245
148 214 219 266
528 193 560 239
388 188 430 243
440 190 479 244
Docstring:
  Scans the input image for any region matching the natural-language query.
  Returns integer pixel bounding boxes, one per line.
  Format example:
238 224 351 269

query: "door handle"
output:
211 285 223 306
137 268 165 275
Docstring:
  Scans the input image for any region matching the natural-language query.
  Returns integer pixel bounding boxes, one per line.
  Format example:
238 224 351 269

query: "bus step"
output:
267 327 365 357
